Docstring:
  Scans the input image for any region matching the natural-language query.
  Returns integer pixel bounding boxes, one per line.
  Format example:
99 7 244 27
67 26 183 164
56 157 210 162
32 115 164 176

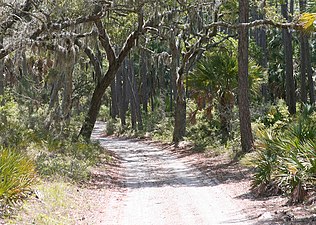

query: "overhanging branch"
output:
206 19 301 30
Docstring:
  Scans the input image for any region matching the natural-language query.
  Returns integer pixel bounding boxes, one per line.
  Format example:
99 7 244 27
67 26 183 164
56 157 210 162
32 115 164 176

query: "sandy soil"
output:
87 122 316 225
3 122 315 225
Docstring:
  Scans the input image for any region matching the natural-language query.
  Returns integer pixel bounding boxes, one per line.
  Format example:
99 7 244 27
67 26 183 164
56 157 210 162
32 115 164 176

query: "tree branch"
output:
95 20 116 64
205 19 301 30
0 0 34 33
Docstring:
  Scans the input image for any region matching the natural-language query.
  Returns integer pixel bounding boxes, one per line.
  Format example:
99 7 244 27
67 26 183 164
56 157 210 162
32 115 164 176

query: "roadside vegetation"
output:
0 96 107 222
0 0 316 222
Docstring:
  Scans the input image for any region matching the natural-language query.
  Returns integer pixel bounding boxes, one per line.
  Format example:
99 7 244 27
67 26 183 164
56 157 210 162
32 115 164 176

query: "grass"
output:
6 179 79 225
0 148 38 217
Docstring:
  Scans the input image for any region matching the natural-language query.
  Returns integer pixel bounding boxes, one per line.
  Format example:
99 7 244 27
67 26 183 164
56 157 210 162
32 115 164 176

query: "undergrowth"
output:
0 97 107 218
249 103 316 204
6 181 78 225
0 148 37 217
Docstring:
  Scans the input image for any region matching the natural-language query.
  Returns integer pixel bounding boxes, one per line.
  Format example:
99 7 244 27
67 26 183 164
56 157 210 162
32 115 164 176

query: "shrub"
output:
0 148 37 215
252 104 316 203
35 139 104 182
260 99 291 130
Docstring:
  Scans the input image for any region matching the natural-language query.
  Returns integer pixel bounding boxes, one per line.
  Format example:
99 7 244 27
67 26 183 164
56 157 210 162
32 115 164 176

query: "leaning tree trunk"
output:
238 0 254 153
281 0 296 114
79 18 144 139
79 64 119 138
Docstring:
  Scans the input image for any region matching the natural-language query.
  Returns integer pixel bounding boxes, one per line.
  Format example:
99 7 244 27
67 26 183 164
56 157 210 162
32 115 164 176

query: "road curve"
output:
92 122 254 225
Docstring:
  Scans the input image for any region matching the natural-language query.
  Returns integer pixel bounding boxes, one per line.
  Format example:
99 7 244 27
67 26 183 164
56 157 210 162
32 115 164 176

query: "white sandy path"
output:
91 122 255 225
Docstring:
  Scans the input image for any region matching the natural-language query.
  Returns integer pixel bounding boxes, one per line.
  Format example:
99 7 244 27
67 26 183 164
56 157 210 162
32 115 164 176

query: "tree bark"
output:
307 44 315 104
131 61 143 130
170 35 180 112
0 36 4 100
140 49 149 113
120 62 128 127
299 0 307 104
110 78 119 119
127 58 137 129
281 0 296 114
61 65 74 120
79 63 119 138
170 32 186 143
238 0 254 153
173 68 186 143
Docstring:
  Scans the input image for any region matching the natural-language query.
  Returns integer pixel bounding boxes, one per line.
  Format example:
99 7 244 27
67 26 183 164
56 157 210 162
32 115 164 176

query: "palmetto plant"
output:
0 148 37 214
188 49 238 142
188 42 262 142
252 105 316 203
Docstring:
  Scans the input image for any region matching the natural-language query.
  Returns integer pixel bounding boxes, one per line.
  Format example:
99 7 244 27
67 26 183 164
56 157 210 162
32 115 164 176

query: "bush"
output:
252 104 316 204
0 148 37 215
260 99 291 130
35 139 104 182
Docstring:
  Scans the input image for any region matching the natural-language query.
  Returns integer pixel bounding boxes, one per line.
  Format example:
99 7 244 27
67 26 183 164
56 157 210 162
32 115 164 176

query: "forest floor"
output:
4 122 316 224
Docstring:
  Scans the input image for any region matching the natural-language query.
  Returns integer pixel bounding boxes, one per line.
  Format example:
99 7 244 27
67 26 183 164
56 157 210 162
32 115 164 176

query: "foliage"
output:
0 95 104 178
299 13 316 33
7 181 78 224
0 96 28 149
0 148 37 216
34 137 104 182
186 100 241 154
252 104 316 204
188 38 263 143
259 99 291 130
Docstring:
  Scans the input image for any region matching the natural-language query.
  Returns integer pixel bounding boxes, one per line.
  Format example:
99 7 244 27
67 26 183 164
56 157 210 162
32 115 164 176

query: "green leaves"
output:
252 105 316 203
299 13 316 33
0 148 37 214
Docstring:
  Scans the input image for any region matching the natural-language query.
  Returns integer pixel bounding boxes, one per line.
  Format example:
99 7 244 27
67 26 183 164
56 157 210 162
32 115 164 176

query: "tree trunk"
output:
238 0 254 153
299 0 307 104
299 34 307 104
127 58 137 129
0 61 3 97
120 60 128 127
79 82 106 138
173 68 186 143
307 44 315 104
170 34 180 113
170 32 186 143
61 66 74 120
140 49 149 113
0 36 4 99
281 0 296 114
131 61 143 130
110 78 119 119
219 92 233 143
79 18 143 139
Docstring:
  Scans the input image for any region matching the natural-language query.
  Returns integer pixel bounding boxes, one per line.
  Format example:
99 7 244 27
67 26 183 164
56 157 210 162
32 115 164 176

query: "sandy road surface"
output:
91 122 256 225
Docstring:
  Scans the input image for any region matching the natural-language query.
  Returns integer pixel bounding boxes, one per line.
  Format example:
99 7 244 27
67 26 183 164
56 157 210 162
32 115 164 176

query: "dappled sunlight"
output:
91 122 256 225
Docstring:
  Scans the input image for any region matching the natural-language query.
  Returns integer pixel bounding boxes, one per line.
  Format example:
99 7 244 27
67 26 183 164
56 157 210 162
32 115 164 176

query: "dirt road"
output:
91 122 256 225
